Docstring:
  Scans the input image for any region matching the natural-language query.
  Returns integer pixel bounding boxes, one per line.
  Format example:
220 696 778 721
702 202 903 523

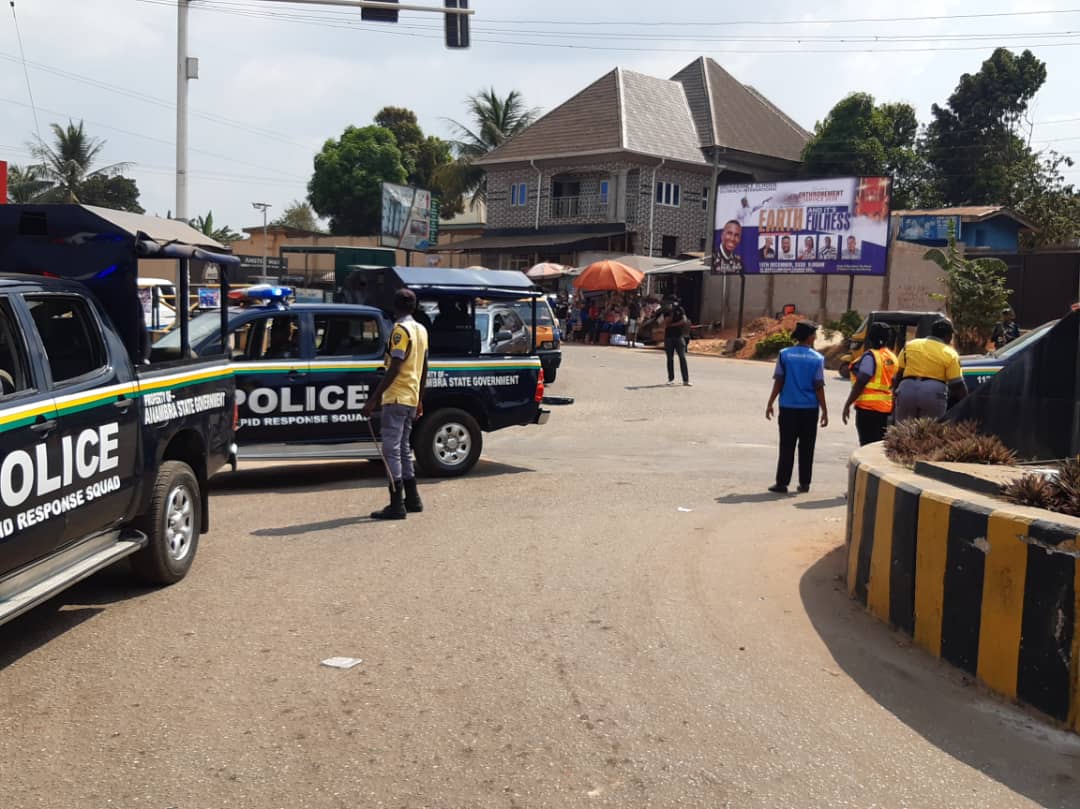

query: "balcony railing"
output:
550 194 607 220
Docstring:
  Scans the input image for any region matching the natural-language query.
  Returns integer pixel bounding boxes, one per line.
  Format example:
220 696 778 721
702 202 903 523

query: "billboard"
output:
381 182 440 251
712 177 891 276
898 214 961 243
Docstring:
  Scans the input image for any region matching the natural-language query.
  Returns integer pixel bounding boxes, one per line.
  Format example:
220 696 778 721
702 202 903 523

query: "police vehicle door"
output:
0 294 63 574
231 313 309 444
24 294 140 548
304 310 384 442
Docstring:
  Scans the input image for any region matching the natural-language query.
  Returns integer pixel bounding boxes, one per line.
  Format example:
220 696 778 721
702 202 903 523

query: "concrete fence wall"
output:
847 445 1080 730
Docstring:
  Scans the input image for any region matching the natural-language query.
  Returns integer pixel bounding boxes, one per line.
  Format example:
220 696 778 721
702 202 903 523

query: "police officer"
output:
992 307 1020 349
841 322 897 445
361 288 429 520
893 318 966 422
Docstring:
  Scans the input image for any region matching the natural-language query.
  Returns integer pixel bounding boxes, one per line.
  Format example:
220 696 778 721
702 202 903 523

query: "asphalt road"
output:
2 343 1079 809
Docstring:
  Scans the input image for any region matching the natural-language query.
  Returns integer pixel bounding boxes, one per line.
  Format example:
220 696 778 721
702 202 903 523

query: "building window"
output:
656 181 680 207
701 186 709 211
510 182 528 207
661 235 677 258
599 180 610 205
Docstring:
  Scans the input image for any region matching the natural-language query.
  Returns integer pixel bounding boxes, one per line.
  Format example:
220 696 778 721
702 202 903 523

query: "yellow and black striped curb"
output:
846 445 1080 731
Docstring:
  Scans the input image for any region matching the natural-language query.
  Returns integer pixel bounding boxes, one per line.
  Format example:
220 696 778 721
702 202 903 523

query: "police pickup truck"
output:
169 267 556 477
0 204 237 627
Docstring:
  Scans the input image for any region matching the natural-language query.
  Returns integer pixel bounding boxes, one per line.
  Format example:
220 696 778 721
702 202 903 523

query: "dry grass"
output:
883 418 1015 467
1002 457 1080 517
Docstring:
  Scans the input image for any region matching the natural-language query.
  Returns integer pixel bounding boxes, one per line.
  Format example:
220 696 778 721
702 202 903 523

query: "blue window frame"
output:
599 180 610 205
510 182 528 207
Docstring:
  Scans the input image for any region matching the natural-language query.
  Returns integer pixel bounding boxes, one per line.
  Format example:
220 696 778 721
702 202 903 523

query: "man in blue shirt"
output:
766 321 829 493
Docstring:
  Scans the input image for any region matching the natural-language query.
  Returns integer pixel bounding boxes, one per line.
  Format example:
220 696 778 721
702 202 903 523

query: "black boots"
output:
370 480 406 520
402 478 423 513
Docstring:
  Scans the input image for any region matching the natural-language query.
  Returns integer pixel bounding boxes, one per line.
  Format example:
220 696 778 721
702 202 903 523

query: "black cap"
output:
792 321 818 342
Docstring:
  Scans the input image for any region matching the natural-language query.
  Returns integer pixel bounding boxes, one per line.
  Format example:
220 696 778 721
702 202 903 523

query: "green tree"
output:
29 120 131 203
190 210 240 243
925 229 1011 353
923 48 1047 206
800 93 934 209
446 88 540 202
374 106 464 218
273 199 322 232
79 175 144 213
5 164 50 203
307 125 407 235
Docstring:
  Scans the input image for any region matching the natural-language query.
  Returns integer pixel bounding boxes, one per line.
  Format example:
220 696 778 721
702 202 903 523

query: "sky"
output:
2 0 1079 233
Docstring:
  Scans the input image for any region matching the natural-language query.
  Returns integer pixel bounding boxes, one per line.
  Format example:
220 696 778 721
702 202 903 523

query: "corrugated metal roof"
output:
893 206 1036 229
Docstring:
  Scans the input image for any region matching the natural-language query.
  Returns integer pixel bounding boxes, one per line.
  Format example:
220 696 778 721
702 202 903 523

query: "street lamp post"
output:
252 202 272 281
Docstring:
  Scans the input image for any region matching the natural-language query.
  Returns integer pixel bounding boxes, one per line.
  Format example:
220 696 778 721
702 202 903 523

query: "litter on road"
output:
320 657 363 670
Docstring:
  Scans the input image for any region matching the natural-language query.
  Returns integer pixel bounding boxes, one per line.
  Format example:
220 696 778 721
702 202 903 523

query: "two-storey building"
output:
447 57 808 320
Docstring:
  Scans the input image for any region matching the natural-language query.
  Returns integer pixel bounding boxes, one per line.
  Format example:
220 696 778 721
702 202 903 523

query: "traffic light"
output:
362 0 398 23
445 0 469 49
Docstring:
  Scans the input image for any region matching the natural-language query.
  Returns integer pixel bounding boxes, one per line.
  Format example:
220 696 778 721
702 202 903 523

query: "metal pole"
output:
846 274 855 313
262 206 268 279
737 273 746 339
175 0 189 221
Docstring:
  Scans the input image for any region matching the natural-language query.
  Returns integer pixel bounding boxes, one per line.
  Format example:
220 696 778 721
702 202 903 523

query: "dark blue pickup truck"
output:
167 267 560 477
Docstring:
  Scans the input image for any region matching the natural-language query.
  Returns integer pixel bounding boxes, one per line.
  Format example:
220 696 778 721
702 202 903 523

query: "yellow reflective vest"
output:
854 348 897 413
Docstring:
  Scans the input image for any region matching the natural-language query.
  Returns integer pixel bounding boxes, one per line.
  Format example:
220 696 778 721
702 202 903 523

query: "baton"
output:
367 416 395 487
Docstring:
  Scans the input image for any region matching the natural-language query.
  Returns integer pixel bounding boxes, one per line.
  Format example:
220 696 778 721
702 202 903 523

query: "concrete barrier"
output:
847 445 1080 730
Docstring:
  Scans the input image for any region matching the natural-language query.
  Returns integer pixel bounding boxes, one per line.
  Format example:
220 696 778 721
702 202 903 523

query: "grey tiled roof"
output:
672 57 809 161
620 69 708 165
476 57 806 166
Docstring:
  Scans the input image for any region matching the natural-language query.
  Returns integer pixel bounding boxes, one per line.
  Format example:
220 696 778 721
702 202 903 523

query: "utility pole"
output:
253 202 272 281
174 0 472 221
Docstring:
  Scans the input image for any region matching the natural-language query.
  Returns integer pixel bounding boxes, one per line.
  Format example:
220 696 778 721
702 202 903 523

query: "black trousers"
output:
664 336 689 382
776 407 819 489
855 408 890 446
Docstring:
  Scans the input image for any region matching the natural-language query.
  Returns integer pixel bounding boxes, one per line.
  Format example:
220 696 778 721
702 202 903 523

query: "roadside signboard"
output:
712 176 891 276
381 182 438 251
898 214 961 243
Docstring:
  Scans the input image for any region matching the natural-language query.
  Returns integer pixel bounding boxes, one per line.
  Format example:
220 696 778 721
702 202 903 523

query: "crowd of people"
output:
554 290 663 346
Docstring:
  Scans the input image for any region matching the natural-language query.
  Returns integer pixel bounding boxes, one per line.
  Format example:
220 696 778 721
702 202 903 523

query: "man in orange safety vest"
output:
841 322 897 445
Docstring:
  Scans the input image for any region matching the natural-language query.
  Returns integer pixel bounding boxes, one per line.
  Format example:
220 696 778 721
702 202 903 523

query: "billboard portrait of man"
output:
758 235 776 259
714 219 744 273
778 234 795 260
844 235 860 260
819 235 837 260
798 235 816 260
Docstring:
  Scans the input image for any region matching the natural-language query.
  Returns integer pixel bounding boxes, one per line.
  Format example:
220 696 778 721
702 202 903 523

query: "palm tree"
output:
29 120 129 203
190 210 240 243
445 88 540 202
5 164 51 203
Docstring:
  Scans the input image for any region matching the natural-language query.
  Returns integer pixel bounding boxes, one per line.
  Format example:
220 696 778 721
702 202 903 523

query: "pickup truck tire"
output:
541 361 557 384
130 461 201 585
413 408 482 478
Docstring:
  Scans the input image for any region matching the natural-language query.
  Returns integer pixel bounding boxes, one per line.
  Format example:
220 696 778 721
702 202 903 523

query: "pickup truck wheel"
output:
414 408 482 477
130 461 201 585
541 361 557 384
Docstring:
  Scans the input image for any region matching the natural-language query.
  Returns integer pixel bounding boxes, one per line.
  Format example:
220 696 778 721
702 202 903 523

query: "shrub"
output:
1003 456 1080 517
883 418 1013 466
754 330 796 359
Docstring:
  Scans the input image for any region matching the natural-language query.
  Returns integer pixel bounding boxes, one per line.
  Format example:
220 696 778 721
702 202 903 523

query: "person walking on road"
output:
661 300 691 386
361 288 429 520
766 321 828 493
841 322 897 445
892 319 966 422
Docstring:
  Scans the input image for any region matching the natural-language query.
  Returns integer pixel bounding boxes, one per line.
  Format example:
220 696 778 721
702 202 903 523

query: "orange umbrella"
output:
572 259 645 291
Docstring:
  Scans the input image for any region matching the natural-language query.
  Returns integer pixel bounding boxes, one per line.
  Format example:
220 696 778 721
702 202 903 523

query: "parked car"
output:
960 319 1057 390
476 305 530 355
507 297 562 383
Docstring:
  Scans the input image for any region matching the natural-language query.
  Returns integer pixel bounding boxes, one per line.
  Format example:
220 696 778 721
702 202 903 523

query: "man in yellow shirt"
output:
362 288 429 520
893 318 967 421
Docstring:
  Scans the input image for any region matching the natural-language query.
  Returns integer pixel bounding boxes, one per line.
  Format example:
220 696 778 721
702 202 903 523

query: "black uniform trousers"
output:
854 407 890 446
664 336 689 383
775 407 819 489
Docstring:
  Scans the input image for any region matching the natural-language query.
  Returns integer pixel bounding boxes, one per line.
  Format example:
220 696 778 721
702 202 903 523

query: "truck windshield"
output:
155 310 230 356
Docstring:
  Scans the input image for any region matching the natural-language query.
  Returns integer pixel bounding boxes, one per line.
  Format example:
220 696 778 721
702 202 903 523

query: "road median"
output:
847 444 1080 731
